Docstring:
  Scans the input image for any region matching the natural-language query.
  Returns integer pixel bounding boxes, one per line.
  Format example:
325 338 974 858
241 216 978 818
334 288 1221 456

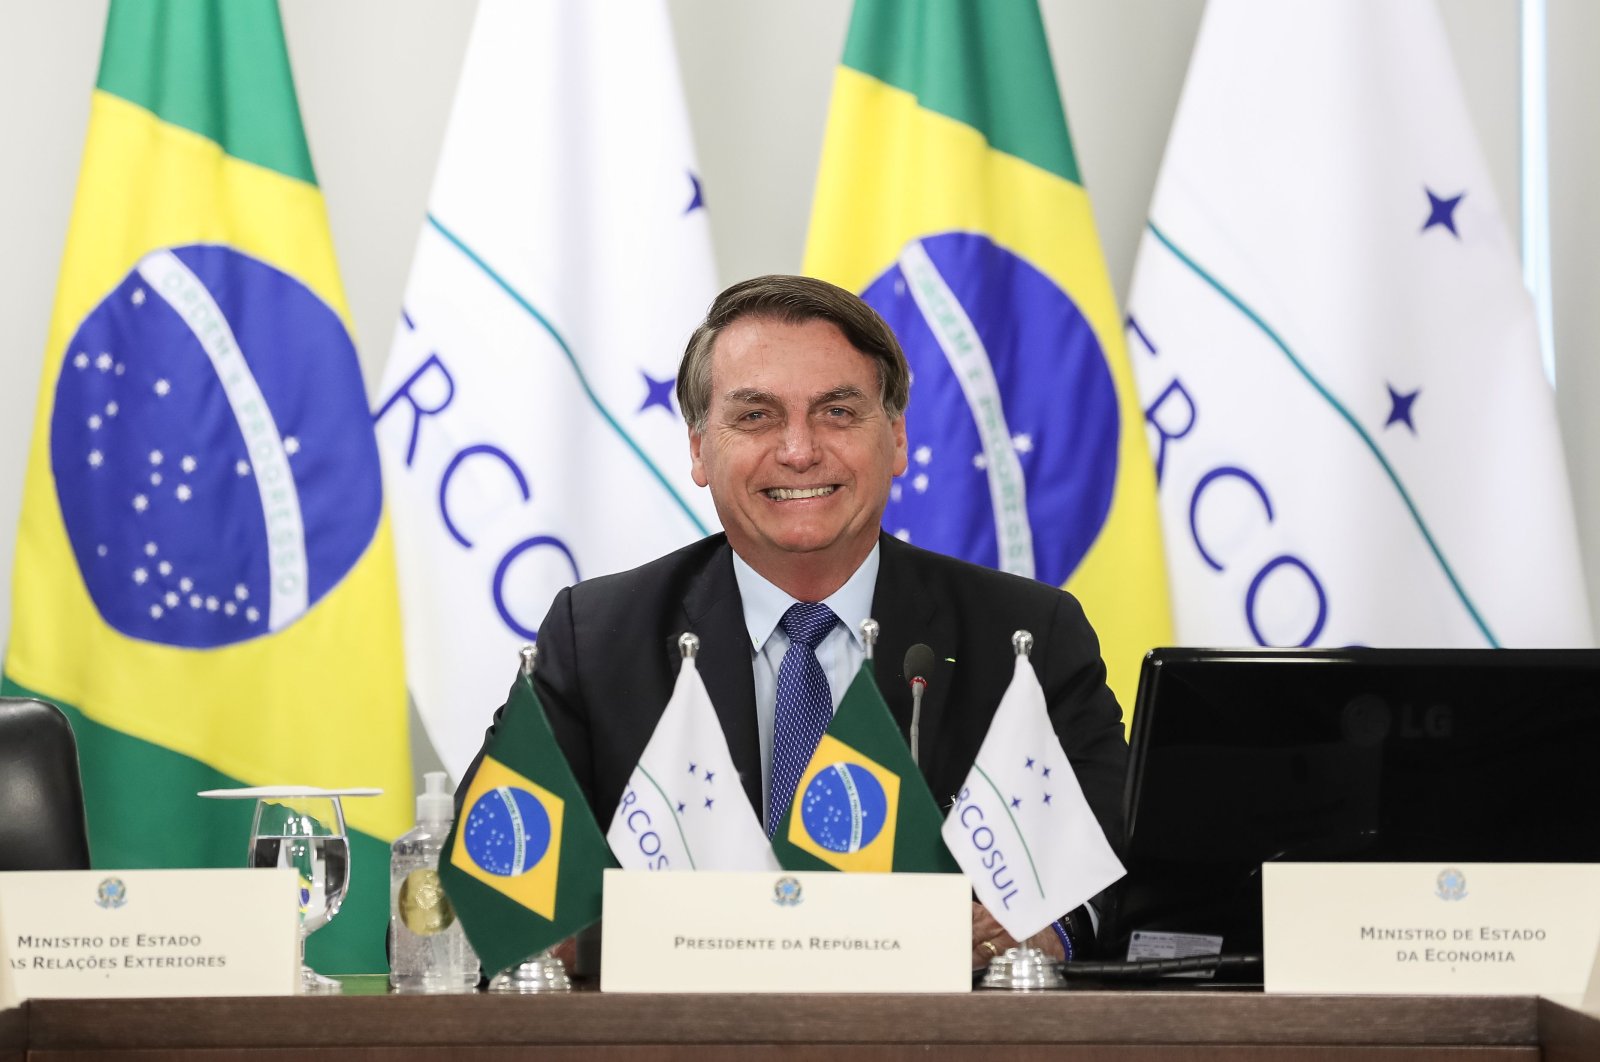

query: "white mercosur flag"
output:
373 0 721 780
607 653 779 872
1125 0 1593 650
941 656 1124 941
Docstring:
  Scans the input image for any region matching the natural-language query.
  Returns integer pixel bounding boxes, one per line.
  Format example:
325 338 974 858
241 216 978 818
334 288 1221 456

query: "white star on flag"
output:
606 646 778 872
941 653 1124 940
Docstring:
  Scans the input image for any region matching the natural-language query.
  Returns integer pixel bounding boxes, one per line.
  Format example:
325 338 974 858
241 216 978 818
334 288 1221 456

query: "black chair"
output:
0 697 91 870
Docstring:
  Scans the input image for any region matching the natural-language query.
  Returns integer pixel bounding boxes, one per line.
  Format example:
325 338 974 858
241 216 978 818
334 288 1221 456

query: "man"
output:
475 275 1127 965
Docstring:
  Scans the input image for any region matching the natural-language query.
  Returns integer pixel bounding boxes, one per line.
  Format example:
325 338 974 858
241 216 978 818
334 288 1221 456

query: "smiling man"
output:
469 275 1127 966
685 294 908 603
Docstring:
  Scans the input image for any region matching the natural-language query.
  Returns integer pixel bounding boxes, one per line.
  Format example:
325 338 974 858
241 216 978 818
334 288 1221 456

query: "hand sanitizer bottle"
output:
389 771 479 992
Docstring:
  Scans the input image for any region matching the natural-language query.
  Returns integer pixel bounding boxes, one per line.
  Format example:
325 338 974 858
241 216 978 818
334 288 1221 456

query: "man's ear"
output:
891 414 909 477
689 427 709 487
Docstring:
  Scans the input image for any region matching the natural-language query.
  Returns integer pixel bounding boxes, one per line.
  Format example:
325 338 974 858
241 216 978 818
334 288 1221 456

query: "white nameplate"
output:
0 868 299 1004
600 870 970 992
1263 862 1600 995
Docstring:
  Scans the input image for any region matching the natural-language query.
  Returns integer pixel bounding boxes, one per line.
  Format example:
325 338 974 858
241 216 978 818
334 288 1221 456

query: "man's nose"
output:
776 418 820 468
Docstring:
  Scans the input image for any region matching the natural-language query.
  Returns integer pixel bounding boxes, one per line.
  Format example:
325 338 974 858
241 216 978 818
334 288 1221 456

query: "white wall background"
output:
2 1 1595 772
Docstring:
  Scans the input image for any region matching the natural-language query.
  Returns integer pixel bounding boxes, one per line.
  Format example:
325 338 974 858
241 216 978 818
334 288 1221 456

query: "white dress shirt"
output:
730 544 880 823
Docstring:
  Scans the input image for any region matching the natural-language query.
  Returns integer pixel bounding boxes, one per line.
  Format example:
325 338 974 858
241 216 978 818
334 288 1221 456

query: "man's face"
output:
689 316 908 589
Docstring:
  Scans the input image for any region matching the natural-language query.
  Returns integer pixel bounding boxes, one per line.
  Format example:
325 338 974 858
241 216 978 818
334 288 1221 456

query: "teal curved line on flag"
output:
424 214 711 537
971 764 1044 898
1145 222 1498 648
636 766 697 870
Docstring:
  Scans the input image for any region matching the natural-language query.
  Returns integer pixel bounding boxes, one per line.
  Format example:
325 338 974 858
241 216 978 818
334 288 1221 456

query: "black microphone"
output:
902 643 938 767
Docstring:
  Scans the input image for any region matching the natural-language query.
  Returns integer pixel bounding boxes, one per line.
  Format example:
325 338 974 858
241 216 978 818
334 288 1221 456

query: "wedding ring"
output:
980 938 1000 959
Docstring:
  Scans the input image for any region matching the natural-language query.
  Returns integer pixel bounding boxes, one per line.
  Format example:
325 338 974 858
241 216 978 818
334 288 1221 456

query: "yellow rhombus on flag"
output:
2 0 411 973
803 0 1172 722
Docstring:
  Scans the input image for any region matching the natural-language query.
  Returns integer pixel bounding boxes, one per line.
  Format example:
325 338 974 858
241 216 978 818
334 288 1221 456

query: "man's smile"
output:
763 485 838 500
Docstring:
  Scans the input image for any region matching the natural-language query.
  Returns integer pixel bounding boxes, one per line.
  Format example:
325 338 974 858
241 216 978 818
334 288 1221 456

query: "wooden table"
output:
4 988 1599 1061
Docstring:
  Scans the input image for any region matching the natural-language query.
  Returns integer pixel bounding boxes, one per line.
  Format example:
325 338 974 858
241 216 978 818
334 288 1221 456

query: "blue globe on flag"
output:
800 762 888 854
464 785 553 876
862 232 1119 585
50 243 381 649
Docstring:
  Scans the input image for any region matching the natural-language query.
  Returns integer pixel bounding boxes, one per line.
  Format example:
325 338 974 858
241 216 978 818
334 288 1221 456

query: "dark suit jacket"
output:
469 532 1128 847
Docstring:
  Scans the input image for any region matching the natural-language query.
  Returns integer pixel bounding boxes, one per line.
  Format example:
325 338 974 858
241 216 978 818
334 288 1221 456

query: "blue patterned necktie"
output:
767 601 840 837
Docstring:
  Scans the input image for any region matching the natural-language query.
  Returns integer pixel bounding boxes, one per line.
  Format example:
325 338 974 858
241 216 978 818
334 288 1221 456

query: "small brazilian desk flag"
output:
804 0 1172 720
1 0 410 974
771 664 957 874
441 669 613 977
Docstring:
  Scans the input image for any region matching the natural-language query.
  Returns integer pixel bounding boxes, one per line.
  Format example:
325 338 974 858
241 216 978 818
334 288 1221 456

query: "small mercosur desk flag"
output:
439 660 614 978
772 658 958 875
607 635 779 872
941 638 1124 940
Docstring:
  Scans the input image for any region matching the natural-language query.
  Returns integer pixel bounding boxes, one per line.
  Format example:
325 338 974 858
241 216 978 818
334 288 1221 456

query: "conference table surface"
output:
3 981 1599 1061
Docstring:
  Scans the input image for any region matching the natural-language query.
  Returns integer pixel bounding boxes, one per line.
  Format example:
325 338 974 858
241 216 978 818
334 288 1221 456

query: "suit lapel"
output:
870 536 957 770
675 540 763 815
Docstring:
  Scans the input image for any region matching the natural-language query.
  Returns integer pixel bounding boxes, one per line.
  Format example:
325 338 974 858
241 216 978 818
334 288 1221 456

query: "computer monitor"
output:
1112 647 1600 974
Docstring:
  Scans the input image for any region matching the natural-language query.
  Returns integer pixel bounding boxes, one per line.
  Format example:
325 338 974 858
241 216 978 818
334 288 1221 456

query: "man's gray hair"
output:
676 275 911 433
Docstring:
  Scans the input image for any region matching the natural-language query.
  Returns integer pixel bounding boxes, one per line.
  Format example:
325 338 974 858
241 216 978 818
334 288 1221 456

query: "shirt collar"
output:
731 542 881 654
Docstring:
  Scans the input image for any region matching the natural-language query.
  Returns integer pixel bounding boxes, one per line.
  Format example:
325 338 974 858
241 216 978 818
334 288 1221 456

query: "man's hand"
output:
970 901 1065 970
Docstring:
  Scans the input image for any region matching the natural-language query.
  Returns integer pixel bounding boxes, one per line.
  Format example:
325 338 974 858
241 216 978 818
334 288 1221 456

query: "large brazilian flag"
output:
804 0 1172 716
2 0 411 974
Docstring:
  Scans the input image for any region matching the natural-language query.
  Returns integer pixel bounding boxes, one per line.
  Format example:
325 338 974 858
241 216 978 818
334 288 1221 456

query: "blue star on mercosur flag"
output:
1422 187 1463 237
1386 383 1420 433
638 370 675 414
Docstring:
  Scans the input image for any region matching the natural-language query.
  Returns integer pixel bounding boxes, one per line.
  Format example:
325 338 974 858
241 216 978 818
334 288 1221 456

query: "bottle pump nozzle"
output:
416 770 453 823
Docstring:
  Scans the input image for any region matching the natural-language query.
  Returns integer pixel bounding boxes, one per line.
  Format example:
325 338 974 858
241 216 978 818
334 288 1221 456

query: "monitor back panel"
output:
1114 648 1600 965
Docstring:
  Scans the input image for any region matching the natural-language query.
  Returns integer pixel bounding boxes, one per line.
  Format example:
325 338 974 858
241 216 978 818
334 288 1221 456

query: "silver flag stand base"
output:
488 952 572 993
981 944 1065 990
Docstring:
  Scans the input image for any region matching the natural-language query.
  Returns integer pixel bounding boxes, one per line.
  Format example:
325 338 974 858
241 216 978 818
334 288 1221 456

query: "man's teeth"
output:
767 486 836 500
